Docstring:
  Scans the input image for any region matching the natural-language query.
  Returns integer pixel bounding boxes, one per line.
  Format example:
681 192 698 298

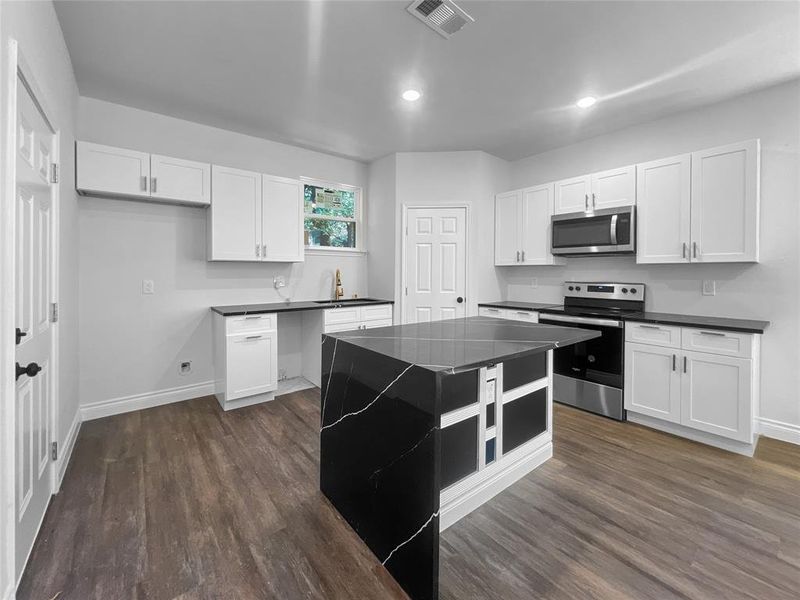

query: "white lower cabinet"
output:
214 312 278 410
624 322 759 449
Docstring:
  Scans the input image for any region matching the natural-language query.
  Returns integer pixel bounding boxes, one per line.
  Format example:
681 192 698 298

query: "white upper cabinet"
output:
261 175 304 262
636 154 691 264
690 139 759 263
495 186 563 266
150 154 211 206
590 165 636 210
77 141 150 199
554 175 591 214
208 165 262 261
494 190 522 265
521 184 563 265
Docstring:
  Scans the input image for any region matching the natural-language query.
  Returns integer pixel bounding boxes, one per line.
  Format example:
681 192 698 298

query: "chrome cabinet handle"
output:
693 241 698 258
683 356 687 373
521 250 525 262
244 315 263 320
585 194 589 211
245 335 262 340
140 176 147 192
672 354 676 371
682 242 687 259
638 324 661 330
699 330 726 337
516 250 520 262
151 177 157 194
487 308 499 313
256 244 261 257
262 244 267 257
592 192 596 209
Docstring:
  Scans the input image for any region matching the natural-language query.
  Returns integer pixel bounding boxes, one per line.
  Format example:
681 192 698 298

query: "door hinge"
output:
50 302 59 323
50 163 58 184
51 441 58 461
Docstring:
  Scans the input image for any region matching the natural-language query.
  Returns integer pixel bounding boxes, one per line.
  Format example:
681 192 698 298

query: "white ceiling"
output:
54 0 800 162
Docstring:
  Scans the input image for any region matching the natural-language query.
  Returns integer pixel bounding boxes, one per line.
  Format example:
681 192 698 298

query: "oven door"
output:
551 206 635 255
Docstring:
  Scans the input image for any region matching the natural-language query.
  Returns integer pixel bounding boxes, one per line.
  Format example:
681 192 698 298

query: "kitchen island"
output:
319 316 599 600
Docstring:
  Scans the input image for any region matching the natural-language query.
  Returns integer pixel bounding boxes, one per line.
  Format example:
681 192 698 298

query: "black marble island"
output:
319 317 599 600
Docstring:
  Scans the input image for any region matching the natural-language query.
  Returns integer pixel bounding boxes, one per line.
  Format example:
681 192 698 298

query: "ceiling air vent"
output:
407 0 475 39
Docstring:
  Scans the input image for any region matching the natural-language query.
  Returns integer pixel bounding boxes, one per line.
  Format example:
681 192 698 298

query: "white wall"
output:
394 151 510 317
502 79 800 431
0 0 80 594
77 98 369 409
366 154 397 305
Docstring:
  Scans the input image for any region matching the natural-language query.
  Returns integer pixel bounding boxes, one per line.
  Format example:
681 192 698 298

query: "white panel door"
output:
208 165 262 261
690 140 759 263
150 154 211 206
494 190 521 265
226 331 278 400
681 351 752 442
262 174 304 262
590 165 636 210
521 184 562 265
76 141 150 198
15 76 55 579
554 175 591 214
405 207 467 324
636 154 691 264
624 343 681 423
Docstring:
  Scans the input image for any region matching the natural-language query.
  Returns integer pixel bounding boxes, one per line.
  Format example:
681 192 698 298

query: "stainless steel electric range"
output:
538 282 646 421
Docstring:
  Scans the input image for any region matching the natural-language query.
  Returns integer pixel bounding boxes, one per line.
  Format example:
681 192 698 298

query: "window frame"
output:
301 177 364 254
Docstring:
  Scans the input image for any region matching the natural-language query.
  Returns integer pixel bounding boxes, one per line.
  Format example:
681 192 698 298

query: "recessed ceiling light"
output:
576 96 597 109
402 89 422 102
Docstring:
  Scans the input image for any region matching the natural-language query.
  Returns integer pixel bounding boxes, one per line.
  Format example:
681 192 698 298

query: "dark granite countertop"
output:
324 316 599 374
211 298 393 316
478 300 562 311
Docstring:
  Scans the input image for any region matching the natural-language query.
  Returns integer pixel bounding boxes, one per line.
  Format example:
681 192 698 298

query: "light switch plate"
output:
142 279 155 295
702 280 716 296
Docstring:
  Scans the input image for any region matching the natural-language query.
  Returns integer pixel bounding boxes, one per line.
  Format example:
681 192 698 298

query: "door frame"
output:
1 37 62 591
400 204 470 325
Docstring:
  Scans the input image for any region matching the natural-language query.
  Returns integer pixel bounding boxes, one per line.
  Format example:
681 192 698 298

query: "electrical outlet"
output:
702 280 716 296
278 368 287 381
179 361 192 375
273 275 286 289
142 279 155 295
531 278 538 289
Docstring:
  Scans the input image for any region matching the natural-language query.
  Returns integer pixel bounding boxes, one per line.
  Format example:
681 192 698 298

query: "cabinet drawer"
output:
478 306 509 319
361 303 393 322
225 313 277 334
625 322 681 348
364 318 393 329
324 307 362 325
505 310 538 323
682 328 752 358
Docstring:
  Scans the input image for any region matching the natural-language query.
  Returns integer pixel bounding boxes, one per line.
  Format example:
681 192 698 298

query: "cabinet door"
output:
495 191 521 265
262 174 304 262
636 155 691 264
208 165 262 261
554 175 591 214
681 351 752 442
590 165 636 210
76 141 150 198
150 154 211 206
624 342 681 423
690 140 759 263
226 331 278 400
521 184 564 265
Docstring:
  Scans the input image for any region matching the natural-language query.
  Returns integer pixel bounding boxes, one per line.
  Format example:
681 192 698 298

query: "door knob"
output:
456 297 464 303
15 328 27 345
15 362 41 381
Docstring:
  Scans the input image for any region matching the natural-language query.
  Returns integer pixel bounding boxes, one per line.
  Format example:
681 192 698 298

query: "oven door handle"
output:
539 314 623 328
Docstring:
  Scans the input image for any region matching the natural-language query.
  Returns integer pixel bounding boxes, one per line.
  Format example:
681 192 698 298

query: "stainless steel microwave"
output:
551 206 636 256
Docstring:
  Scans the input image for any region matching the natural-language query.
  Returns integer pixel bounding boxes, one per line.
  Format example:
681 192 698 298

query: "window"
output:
303 180 362 251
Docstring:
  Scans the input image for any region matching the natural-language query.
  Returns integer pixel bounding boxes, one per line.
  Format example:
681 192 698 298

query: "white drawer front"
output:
506 310 538 323
479 306 509 319
625 322 681 348
364 318 393 329
361 303 393 322
682 328 753 358
324 306 362 325
226 313 277 334
324 322 362 334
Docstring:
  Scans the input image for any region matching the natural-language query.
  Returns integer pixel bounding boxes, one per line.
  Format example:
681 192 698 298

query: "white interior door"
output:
15 75 56 579
404 207 467 323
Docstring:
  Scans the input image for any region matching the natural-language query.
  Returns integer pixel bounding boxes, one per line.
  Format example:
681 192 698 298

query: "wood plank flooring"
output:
19 392 799 600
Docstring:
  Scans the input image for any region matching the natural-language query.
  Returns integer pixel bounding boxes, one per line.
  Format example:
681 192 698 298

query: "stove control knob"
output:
568 286 574 291
575 286 581 291
621 288 628 294
630 288 637 294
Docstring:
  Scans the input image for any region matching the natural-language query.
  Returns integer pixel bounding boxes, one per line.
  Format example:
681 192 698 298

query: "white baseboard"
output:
80 380 215 421
55 410 81 491
757 417 800 445
628 412 756 457
2 581 13 600
440 441 553 531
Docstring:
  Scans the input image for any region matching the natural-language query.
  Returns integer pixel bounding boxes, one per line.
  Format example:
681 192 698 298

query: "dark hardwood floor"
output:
19 391 800 600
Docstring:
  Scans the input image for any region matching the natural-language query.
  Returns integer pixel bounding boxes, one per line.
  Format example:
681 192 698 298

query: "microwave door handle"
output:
610 214 618 245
